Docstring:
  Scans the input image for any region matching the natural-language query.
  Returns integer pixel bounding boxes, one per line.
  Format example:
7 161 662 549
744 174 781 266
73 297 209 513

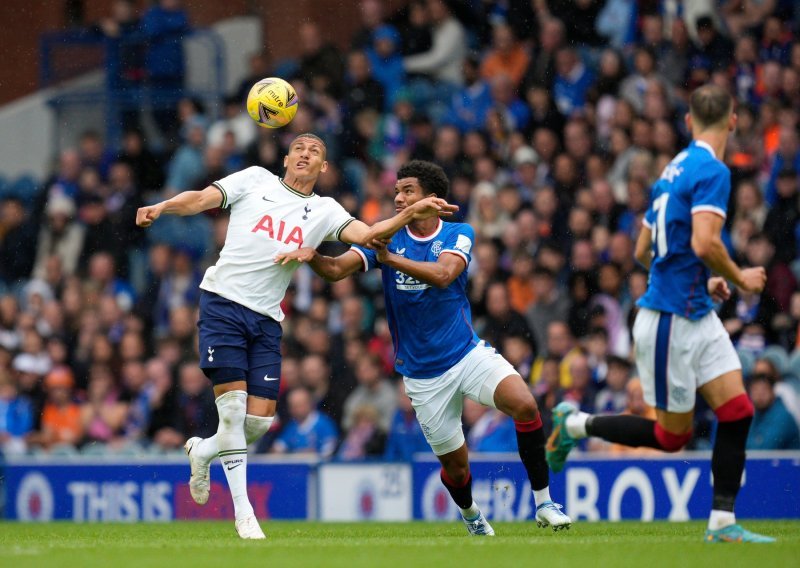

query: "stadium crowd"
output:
1 0 800 460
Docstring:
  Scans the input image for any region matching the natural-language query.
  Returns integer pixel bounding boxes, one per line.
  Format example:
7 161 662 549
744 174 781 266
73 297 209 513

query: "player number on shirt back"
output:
651 193 669 258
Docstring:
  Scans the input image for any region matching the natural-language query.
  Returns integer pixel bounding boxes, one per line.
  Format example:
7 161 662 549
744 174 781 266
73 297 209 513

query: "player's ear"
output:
729 112 738 132
320 160 328 173
283 154 289 168
684 112 692 133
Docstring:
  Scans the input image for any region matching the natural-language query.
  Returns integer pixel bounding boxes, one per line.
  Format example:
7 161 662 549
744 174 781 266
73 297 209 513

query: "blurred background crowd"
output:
1 0 800 460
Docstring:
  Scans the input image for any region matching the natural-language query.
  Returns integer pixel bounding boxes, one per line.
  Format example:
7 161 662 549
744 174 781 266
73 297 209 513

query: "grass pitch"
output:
1 521 797 568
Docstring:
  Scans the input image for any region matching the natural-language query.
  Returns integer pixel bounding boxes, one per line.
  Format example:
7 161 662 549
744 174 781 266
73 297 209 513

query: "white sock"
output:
565 412 590 439
215 390 253 520
460 501 481 520
708 509 736 531
193 414 274 463
533 487 552 508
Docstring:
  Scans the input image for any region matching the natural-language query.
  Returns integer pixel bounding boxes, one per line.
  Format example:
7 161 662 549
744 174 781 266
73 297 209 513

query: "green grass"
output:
0 521 797 568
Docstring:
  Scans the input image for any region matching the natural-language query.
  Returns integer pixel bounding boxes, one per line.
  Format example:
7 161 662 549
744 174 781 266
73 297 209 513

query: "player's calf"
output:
709 393 754 531
566 413 692 452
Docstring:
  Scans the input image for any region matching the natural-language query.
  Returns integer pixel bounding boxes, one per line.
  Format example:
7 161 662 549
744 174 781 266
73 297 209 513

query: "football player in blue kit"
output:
546 85 775 543
276 160 571 535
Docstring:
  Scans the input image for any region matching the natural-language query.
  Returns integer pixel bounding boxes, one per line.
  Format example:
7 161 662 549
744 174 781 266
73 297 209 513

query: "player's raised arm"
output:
274 248 364 282
691 211 765 292
136 185 223 227
337 196 458 247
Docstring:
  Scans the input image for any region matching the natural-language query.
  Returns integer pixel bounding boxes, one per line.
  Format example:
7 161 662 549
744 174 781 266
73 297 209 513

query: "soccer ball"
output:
246 77 298 129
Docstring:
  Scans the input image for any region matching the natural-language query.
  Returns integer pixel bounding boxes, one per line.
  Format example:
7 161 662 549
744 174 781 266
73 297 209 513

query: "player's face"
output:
284 137 328 179
394 177 430 212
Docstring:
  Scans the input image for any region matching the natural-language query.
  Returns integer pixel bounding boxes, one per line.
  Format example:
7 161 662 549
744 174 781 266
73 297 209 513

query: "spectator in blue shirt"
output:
464 399 518 452
142 0 191 145
442 55 493 133
383 381 429 461
0 371 33 455
765 127 800 207
553 47 594 117
746 374 800 450
272 388 339 458
366 25 406 111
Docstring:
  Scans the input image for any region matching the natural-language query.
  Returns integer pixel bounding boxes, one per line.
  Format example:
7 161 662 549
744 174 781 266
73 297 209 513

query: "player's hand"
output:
371 238 389 262
707 276 731 303
274 248 316 265
408 197 458 220
136 203 164 227
738 267 767 293
363 237 391 250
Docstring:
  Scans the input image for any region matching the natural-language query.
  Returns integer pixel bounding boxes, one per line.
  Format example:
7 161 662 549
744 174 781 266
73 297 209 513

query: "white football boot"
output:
535 501 572 531
462 510 496 536
235 515 266 539
184 437 211 505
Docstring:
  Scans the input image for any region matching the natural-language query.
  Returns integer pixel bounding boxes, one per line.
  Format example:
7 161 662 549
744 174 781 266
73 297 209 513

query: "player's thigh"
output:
403 371 464 456
698 369 746 410
492 373 537 418
655 408 695 434
694 312 745 410
634 308 698 413
459 342 519 409
245 315 283 403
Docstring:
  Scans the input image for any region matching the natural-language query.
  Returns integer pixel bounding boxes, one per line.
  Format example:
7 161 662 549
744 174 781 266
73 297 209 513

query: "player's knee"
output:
216 390 247 429
654 423 692 452
441 464 470 486
511 397 539 423
714 393 754 423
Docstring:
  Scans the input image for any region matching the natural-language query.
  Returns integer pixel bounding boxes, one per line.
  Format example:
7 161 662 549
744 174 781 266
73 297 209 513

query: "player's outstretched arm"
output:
135 186 223 227
635 225 653 269
691 212 766 292
374 241 466 289
338 197 458 246
274 248 363 282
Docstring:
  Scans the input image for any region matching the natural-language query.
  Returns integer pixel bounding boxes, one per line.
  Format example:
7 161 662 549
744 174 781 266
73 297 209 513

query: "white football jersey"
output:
199 166 355 321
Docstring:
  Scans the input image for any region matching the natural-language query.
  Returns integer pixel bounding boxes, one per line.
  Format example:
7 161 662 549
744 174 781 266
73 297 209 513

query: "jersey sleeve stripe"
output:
691 205 726 219
212 182 228 209
440 249 468 268
335 218 356 241
641 218 652 229
350 247 369 272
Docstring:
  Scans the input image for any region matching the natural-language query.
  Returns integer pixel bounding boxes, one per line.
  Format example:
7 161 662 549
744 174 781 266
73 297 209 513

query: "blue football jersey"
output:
352 220 481 378
638 141 730 320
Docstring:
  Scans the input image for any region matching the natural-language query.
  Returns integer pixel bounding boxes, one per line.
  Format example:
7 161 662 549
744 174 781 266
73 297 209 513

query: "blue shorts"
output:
198 291 282 399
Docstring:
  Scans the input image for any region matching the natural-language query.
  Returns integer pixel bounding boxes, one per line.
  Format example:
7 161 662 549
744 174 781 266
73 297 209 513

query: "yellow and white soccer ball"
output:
246 77 298 129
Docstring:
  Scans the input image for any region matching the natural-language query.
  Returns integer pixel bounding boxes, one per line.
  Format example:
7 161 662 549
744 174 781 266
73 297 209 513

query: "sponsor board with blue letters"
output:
4 453 799 521
413 453 800 521
3 458 314 521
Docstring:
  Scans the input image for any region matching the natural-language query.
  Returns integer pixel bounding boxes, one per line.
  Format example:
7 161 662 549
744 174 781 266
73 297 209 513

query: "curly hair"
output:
396 160 450 200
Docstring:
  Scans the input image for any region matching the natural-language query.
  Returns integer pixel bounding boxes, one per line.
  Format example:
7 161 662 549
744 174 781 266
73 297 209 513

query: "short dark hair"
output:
396 160 450 200
689 84 733 130
289 133 327 158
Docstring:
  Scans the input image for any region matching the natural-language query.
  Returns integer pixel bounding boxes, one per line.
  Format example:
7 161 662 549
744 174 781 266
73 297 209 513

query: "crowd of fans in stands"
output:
1 0 800 460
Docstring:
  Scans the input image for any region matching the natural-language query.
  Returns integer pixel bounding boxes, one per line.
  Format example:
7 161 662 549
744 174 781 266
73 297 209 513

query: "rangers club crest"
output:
431 241 443 257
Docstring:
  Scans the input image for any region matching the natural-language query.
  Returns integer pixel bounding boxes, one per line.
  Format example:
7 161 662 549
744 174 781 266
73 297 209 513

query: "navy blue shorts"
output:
198 291 282 399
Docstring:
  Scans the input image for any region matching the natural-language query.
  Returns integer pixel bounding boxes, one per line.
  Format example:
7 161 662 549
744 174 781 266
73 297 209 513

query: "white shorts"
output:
403 341 518 456
633 308 741 413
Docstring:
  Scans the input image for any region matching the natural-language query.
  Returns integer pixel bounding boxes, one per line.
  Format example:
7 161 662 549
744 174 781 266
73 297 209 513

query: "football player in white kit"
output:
136 133 456 539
